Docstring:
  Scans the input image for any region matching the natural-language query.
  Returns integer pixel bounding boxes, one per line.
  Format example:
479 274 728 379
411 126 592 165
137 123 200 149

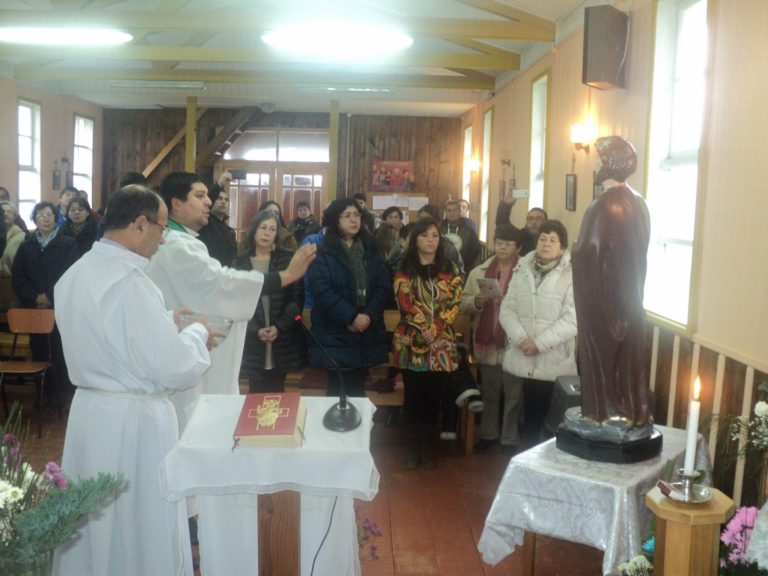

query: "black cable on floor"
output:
309 495 338 576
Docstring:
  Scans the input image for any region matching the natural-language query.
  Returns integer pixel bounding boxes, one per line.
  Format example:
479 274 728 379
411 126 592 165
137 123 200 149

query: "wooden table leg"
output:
522 531 536 576
258 491 300 576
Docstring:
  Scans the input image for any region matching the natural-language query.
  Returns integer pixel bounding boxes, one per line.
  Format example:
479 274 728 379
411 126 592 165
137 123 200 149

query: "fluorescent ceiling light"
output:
262 21 412 61
107 80 206 90
0 27 132 46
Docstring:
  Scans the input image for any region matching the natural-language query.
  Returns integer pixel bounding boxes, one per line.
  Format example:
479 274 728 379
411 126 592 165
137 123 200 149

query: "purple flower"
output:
43 461 67 489
2 433 21 467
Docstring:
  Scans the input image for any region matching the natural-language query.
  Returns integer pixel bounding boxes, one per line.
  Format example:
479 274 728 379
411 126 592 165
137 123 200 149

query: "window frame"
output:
17 99 42 228
72 114 95 196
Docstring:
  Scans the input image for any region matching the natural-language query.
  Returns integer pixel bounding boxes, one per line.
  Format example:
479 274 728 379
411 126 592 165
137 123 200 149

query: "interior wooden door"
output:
277 166 327 224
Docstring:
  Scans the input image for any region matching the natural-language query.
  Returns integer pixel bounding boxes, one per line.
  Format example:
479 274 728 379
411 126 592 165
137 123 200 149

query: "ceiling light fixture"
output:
107 80 206 90
0 27 133 47
262 21 412 61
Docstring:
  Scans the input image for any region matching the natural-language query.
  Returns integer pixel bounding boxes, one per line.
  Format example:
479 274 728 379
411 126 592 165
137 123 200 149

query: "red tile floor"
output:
12 390 604 576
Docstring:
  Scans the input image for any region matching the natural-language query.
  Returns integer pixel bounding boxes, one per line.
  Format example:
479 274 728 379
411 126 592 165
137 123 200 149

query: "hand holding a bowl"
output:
174 308 233 350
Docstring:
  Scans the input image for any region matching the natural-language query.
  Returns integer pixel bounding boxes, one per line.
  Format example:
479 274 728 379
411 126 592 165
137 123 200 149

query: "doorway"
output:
224 163 327 242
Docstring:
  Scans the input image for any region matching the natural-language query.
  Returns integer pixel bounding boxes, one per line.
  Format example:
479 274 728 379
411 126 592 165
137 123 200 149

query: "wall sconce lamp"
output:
570 123 596 153
467 157 480 175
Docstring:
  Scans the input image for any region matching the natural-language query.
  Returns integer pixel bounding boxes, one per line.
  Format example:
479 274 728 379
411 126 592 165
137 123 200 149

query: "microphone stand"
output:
295 315 362 432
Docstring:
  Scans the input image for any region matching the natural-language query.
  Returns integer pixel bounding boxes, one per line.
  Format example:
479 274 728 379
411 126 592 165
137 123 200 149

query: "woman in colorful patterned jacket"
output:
393 216 463 470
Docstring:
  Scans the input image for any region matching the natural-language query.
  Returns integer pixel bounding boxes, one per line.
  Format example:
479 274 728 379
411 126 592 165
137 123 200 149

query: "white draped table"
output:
478 425 712 575
160 394 380 576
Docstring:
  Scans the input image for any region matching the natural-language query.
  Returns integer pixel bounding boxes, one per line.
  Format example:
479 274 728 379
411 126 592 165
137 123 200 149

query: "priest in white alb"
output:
53 186 217 576
145 172 316 431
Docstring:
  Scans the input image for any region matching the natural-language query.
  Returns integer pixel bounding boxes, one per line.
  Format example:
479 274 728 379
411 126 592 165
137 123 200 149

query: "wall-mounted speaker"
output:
582 5 629 90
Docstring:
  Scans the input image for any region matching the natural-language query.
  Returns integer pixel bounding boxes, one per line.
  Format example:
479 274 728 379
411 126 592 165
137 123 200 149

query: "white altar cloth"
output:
160 394 380 576
478 426 711 576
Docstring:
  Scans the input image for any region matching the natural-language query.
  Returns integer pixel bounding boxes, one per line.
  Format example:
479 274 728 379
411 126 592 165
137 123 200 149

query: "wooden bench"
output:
293 308 477 454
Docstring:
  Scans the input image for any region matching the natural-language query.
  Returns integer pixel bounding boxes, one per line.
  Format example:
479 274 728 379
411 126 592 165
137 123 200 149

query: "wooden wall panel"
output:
646 320 767 505
338 114 462 206
102 109 330 200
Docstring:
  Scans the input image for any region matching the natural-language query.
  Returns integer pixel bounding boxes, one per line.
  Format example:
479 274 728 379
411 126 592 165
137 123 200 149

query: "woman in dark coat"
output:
12 201 79 403
60 197 98 257
233 210 307 392
305 198 390 397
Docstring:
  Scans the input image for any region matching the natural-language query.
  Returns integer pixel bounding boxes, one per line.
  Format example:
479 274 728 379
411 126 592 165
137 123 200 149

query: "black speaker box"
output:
582 5 629 90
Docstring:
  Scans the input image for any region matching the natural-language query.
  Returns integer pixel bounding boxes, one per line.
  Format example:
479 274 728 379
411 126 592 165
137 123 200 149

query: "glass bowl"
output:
179 312 234 344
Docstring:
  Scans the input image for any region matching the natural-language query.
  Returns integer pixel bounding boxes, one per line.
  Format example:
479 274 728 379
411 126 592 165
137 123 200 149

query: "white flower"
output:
755 401 768 418
5 485 23 503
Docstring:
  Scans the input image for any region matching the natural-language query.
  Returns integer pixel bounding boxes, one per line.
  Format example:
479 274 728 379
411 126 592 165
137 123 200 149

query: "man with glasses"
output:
53 185 215 576
145 172 316 435
496 190 548 256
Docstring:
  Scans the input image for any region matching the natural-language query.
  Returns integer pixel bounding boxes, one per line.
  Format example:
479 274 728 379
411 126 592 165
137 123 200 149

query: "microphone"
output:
294 314 362 432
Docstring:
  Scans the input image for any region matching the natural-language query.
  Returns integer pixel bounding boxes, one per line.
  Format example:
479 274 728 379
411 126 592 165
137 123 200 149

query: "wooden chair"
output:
0 308 57 437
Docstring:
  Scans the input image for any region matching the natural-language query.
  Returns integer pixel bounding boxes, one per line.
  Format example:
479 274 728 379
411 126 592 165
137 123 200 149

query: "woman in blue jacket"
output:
306 198 390 397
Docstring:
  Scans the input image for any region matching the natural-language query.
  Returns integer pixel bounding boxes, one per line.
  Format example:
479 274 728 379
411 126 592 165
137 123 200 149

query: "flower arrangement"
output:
0 405 123 565
355 505 383 561
720 506 767 575
614 555 653 576
731 400 768 455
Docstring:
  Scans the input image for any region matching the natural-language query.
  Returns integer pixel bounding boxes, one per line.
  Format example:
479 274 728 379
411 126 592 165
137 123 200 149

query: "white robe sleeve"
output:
103 270 211 393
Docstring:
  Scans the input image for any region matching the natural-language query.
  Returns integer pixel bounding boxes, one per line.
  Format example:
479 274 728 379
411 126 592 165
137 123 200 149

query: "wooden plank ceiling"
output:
0 0 585 114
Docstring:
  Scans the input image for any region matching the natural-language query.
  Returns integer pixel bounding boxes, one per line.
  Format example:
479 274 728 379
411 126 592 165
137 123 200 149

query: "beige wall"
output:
0 76 103 211
464 0 768 371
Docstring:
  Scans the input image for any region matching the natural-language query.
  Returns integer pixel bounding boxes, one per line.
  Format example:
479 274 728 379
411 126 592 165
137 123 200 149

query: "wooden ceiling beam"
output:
441 37 521 68
0 44 519 70
453 0 555 33
13 66 496 90
0 10 554 41
196 107 259 171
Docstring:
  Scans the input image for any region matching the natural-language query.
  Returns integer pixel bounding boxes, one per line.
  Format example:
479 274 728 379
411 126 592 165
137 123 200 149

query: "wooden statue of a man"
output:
571 136 652 430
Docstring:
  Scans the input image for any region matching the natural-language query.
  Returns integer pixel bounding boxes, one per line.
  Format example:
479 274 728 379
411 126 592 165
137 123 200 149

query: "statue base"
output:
555 407 663 464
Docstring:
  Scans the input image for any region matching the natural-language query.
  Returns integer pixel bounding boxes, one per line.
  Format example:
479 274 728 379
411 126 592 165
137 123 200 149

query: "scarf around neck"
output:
475 256 516 354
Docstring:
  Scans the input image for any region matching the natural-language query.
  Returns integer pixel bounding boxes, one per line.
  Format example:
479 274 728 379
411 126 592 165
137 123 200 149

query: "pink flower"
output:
721 506 758 565
43 461 67 489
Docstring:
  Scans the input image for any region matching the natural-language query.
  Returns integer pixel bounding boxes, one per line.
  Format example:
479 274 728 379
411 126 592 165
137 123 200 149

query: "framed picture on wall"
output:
565 173 577 211
593 170 603 199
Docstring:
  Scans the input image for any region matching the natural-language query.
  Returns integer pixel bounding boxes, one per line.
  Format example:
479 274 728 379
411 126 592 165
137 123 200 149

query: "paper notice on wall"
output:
372 195 394 210
408 197 429 211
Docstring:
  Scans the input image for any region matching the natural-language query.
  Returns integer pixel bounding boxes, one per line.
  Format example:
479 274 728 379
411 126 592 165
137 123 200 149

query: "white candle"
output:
683 376 702 475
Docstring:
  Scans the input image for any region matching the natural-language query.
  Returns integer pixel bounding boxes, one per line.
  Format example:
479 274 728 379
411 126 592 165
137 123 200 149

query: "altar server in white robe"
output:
53 185 216 576
145 172 316 431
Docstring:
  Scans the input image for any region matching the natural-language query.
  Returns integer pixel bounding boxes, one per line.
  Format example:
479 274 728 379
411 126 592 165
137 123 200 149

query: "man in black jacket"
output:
197 171 237 267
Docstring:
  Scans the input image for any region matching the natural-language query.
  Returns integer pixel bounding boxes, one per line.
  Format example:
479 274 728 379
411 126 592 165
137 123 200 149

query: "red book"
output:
233 393 307 448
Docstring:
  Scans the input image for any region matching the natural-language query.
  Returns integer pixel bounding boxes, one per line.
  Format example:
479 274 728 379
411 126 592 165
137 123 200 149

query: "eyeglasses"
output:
69 207 87 214
147 220 169 236
340 212 361 220
494 240 517 248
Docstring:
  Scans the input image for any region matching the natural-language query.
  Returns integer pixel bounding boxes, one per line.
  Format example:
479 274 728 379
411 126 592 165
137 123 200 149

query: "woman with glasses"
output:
12 201 79 405
499 220 578 449
461 224 525 456
392 217 464 469
305 198 390 398
233 210 307 393
61 197 98 256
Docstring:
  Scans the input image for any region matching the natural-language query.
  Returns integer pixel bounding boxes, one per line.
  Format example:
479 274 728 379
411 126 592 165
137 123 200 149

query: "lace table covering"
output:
478 426 712 575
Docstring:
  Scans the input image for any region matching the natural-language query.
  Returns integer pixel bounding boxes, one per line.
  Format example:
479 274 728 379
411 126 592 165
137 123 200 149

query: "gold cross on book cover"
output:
233 393 307 449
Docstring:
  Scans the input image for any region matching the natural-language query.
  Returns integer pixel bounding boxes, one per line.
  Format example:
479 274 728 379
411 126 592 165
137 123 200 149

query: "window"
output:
17 100 41 227
224 130 329 162
644 0 707 326
462 126 473 202
529 73 548 210
73 115 94 196
479 109 492 242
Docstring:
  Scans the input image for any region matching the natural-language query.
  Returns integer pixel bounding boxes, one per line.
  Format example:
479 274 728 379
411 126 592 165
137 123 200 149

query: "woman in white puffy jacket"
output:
499 219 577 448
